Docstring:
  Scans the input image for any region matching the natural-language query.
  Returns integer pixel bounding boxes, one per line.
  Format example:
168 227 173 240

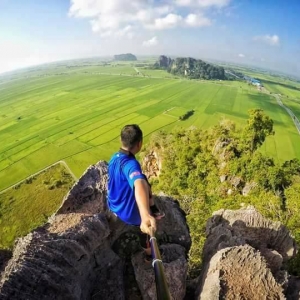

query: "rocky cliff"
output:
0 161 190 300
196 207 300 300
0 161 299 299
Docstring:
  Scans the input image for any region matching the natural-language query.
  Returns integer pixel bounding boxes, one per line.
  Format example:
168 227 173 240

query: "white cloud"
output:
147 13 212 30
117 25 135 38
143 36 158 47
148 14 183 30
68 0 230 37
185 13 211 27
253 34 280 46
136 6 172 23
69 0 142 18
238 53 245 58
175 0 231 8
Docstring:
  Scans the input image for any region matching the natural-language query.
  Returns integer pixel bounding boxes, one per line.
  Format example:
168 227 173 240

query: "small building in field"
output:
244 76 263 87
252 79 262 87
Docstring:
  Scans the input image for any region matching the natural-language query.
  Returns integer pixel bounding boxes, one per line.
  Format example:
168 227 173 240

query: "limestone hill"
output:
153 55 226 80
114 53 137 61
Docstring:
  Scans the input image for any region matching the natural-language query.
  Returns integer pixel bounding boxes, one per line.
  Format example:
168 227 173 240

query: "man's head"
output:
121 124 143 153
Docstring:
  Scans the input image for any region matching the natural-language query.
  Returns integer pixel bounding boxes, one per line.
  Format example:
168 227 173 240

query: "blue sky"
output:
0 0 299 76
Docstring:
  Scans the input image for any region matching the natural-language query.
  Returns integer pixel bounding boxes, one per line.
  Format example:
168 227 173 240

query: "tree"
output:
241 109 274 154
285 178 300 235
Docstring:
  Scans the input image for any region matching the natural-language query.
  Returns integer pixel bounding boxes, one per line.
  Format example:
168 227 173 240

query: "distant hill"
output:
114 53 137 61
154 55 226 80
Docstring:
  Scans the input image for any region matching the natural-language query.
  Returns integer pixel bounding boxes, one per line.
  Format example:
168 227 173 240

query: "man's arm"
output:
134 179 156 235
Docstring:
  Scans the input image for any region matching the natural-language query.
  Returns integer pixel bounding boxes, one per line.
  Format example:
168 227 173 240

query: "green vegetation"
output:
146 110 300 277
179 110 195 121
262 79 300 99
114 53 137 61
0 163 75 249
281 98 300 120
0 61 299 192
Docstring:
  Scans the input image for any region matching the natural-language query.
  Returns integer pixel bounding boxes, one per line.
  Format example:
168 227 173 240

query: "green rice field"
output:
281 98 300 120
235 67 300 100
1 63 300 191
0 163 75 248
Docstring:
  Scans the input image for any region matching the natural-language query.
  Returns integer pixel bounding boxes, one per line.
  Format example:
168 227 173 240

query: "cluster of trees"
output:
114 53 137 61
145 109 300 277
179 110 194 121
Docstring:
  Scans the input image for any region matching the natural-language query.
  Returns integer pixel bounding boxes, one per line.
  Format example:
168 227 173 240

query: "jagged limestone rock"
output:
220 175 227 183
0 214 112 300
228 176 244 188
57 161 108 214
196 206 297 299
207 206 296 261
0 161 190 300
158 55 173 68
212 138 231 157
152 195 191 251
142 151 161 180
199 245 285 300
242 182 258 196
132 244 187 300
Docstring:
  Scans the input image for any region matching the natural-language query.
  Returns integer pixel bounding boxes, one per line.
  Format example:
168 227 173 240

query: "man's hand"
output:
134 179 157 235
140 214 156 235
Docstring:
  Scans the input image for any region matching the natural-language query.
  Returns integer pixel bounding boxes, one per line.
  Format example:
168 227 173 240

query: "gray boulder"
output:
196 206 298 299
199 245 285 300
205 206 296 261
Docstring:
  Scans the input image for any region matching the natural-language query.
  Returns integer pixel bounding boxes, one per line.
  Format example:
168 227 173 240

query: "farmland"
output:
281 98 300 120
0 163 75 248
225 65 300 100
0 62 300 193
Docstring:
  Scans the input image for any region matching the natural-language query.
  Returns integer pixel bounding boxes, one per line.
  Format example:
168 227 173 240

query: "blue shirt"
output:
108 151 145 225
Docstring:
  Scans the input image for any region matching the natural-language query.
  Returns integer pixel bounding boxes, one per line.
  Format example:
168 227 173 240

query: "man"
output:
108 124 164 237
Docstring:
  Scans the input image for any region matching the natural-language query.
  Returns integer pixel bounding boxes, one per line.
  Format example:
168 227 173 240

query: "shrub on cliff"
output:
146 109 300 277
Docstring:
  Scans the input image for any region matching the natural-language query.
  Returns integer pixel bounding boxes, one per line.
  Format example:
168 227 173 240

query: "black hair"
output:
121 124 143 149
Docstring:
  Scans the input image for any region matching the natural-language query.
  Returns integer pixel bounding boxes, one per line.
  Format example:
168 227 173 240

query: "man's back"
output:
108 151 145 225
